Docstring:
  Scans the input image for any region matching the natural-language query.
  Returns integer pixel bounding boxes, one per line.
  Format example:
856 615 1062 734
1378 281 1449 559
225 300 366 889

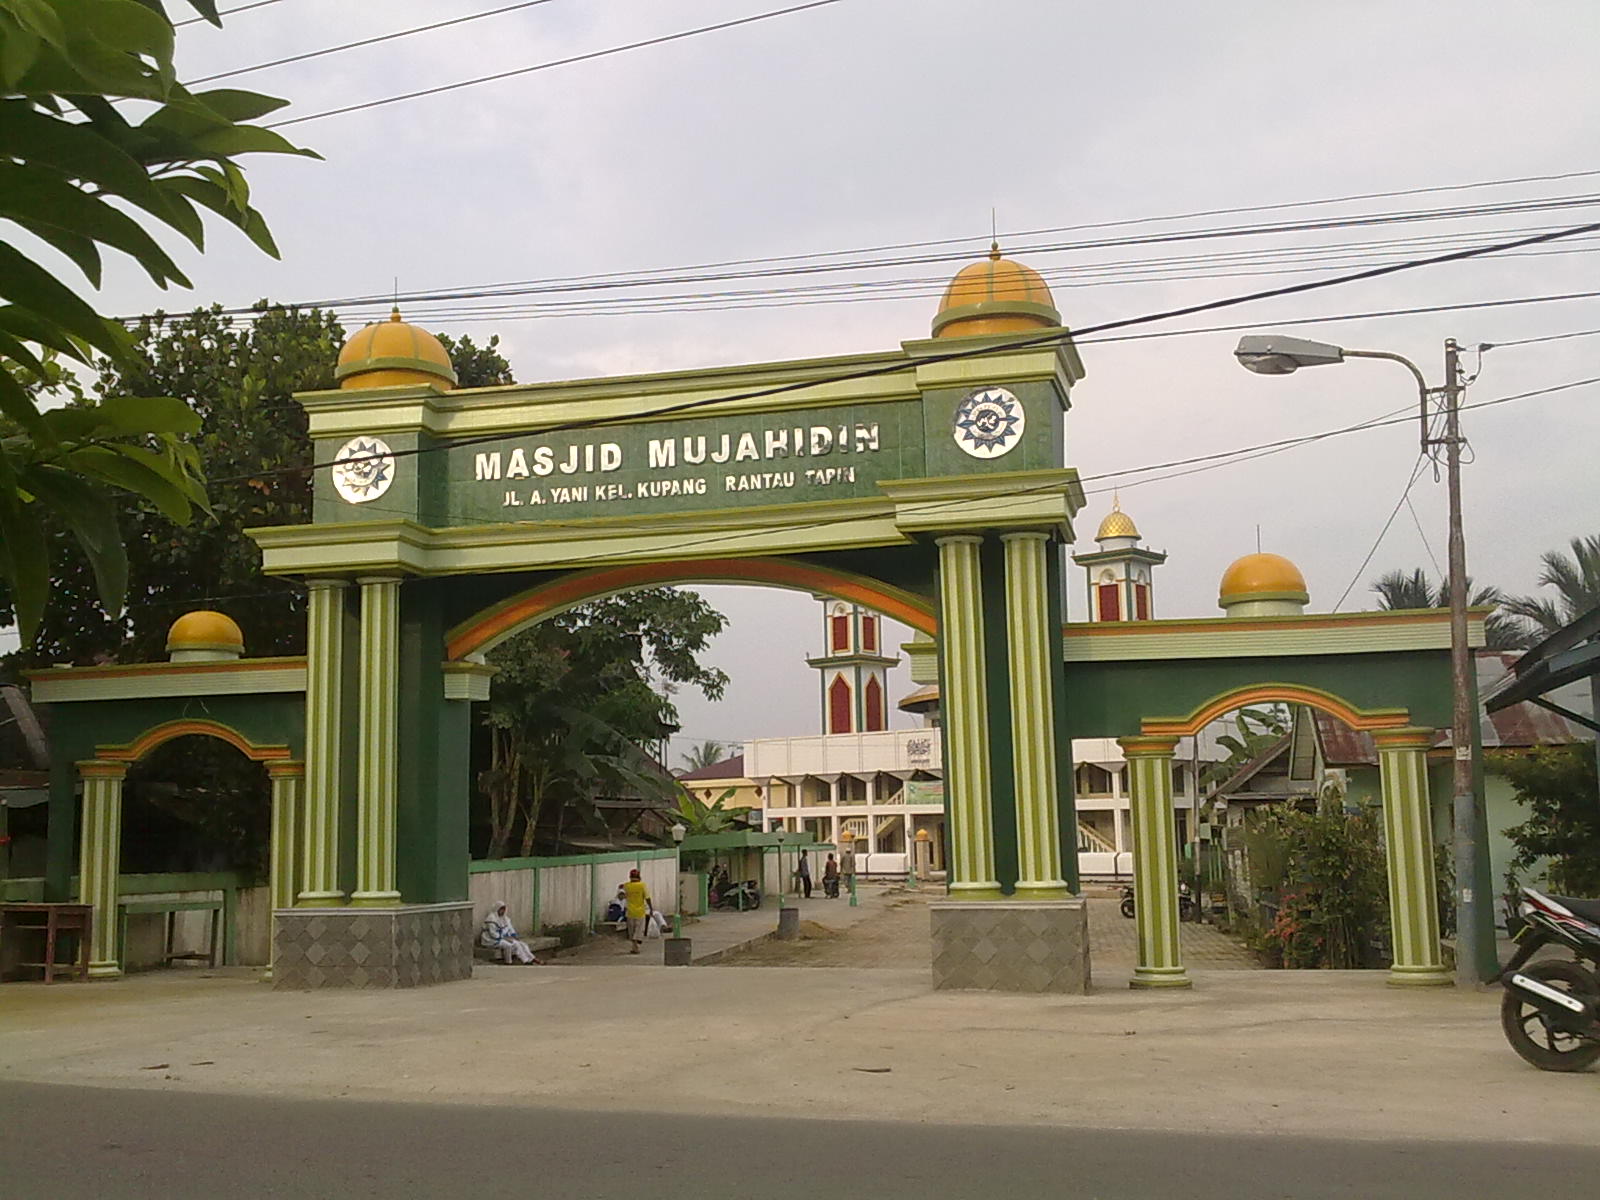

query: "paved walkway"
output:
1087 898 1261 969
553 882 894 966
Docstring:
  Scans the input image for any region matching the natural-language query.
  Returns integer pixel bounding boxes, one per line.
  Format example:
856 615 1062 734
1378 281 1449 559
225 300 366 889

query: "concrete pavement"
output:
6 1079 1599 1199
0 961 1594 1147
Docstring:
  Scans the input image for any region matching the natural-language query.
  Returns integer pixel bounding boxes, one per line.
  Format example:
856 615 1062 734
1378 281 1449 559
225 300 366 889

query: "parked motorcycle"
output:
1119 882 1196 922
1492 886 1600 1072
710 879 762 911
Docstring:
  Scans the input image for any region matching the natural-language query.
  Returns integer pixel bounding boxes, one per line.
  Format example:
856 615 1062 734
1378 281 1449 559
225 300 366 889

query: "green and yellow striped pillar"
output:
77 759 127 978
936 534 1000 896
1001 531 1068 896
1373 727 1452 987
1118 735 1191 989
267 761 304 912
298 578 347 906
352 576 402 906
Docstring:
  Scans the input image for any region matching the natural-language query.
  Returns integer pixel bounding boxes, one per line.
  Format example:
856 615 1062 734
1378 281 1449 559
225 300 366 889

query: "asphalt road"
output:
4 1081 1597 1199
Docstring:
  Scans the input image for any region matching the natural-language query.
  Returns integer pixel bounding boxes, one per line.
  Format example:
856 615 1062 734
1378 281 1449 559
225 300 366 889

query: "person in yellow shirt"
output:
622 869 653 955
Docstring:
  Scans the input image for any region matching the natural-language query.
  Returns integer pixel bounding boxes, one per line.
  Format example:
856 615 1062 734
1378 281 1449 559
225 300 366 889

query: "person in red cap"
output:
622 868 653 955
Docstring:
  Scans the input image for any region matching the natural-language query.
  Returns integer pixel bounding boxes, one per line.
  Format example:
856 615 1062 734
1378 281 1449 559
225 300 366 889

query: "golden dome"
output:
336 308 458 391
166 610 244 656
1218 553 1309 607
1095 506 1140 541
931 244 1061 339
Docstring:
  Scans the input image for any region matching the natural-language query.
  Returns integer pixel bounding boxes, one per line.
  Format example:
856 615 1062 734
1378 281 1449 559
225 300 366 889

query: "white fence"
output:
468 851 680 936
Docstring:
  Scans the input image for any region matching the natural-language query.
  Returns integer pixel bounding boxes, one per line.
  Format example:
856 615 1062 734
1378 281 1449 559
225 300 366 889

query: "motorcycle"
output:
1119 882 1196 922
710 878 762 911
1492 886 1600 1073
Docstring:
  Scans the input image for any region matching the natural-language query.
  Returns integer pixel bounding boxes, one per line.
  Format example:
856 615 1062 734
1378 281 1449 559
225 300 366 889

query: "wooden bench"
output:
119 899 222 970
0 903 92 983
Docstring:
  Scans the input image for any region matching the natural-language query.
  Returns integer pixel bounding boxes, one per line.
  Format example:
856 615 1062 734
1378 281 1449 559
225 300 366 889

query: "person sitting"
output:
480 901 542 965
604 884 628 930
823 853 841 899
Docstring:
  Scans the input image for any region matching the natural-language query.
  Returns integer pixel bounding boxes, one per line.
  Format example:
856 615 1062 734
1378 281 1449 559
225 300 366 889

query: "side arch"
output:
446 555 938 659
97 718 293 764
1140 682 1412 738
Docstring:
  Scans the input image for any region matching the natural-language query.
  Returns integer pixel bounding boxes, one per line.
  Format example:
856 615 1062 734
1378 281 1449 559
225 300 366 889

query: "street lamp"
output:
1233 333 1490 986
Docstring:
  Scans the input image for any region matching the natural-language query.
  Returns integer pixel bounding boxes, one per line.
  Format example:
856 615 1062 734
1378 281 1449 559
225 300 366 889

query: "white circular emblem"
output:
330 436 396 504
952 386 1025 459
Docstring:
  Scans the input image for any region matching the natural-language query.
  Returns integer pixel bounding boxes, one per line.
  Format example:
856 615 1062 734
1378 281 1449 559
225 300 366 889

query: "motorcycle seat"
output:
1553 895 1600 925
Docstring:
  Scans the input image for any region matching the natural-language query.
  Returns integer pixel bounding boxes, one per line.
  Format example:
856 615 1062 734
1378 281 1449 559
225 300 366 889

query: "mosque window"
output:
831 614 849 652
1096 583 1120 622
1134 584 1150 621
862 615 877 652
829 675 851 733
865 675 884 731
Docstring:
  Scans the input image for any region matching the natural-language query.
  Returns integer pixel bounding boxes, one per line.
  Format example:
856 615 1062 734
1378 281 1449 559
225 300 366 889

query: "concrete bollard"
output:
776 906 800 940
663 937 693 966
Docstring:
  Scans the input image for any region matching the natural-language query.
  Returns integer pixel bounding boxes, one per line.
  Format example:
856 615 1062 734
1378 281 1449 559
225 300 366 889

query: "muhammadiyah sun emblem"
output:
331 436 396 504
952 386 1025 459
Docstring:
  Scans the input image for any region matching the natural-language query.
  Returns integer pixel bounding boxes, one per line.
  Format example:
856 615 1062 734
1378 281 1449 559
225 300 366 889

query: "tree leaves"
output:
0 0 317 644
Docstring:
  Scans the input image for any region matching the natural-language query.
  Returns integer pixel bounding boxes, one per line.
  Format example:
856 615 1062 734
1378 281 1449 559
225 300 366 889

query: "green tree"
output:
682 740 734 771
1370 567 1523 649
1502 535 1600 644
1 306 515 665
480 589 728 858
0 0 316 643
670 786 749 836
1494 744 1600 897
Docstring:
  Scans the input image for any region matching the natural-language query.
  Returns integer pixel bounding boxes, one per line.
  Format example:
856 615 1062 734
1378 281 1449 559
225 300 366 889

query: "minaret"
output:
1071 499 1167 621
807 598 900 734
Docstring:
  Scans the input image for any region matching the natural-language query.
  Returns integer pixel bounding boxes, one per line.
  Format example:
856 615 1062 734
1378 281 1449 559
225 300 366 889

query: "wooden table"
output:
119 899 223 969
0 903 92 983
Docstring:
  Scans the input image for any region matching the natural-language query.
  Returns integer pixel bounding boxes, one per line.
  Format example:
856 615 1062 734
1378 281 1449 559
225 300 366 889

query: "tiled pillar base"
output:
272 902 474 990
930 899 1090 993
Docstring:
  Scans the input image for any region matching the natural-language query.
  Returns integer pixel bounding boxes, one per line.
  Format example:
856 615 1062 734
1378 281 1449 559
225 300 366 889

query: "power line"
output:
1333 455 1432 613
265 1 845 129
222 218 1600 486
174 0 286 28
185 1 560 87
1482 327 1600 350
1405 495 1446 580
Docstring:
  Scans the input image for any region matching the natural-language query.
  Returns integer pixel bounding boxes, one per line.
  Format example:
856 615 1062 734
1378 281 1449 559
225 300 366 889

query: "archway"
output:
76 719 301 977
1117 685 1448 990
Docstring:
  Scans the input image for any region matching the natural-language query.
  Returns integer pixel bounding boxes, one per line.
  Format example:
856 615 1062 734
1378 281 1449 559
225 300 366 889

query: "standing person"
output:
841 842 857 896
797 850 813 899
622 868 653 955
480 901 541 965
822 853 840 899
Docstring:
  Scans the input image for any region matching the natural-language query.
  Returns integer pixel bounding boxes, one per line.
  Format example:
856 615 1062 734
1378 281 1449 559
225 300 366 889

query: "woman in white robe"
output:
481 901 538 964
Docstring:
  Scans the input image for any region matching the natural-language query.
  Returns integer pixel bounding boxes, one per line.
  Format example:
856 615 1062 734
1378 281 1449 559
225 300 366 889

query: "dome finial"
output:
988 240 1002 261
389 306 403 322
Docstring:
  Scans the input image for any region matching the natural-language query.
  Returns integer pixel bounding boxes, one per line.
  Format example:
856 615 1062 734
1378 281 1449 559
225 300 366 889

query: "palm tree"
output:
1370 568 1523 650
1502 534 1600 644
681 739 735 772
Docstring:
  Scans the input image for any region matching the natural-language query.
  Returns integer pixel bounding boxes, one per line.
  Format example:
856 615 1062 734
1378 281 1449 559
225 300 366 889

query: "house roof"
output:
678 754 746 782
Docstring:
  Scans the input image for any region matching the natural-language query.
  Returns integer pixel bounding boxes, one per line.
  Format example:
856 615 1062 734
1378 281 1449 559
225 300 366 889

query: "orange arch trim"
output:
99 719 293 764
447 556 938 660
1141 683 1411 738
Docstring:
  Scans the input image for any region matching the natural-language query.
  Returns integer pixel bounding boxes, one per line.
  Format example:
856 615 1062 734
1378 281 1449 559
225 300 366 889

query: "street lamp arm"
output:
1342 349 1431 449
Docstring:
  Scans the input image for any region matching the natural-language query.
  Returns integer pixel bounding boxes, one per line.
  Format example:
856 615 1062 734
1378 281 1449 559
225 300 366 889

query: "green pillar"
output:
936 534 1000 897
1374 727 1452 987
77 759 126 978
353 576 402 906
298 578 347 906
267 761 303 912
1001 531 1068 896
1118 735 1190 989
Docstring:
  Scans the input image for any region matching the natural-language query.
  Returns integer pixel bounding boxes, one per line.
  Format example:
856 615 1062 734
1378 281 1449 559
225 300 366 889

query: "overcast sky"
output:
22 1 1600 762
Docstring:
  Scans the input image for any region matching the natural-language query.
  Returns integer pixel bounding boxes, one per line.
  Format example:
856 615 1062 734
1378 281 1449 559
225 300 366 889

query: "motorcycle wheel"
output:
1119 897 1136 919
748 894 761 911
1179 898 1197 922
1500 959 1600 1073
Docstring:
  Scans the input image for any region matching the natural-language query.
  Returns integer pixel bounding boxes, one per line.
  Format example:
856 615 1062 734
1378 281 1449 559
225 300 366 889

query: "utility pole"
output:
1441 338 1481 987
